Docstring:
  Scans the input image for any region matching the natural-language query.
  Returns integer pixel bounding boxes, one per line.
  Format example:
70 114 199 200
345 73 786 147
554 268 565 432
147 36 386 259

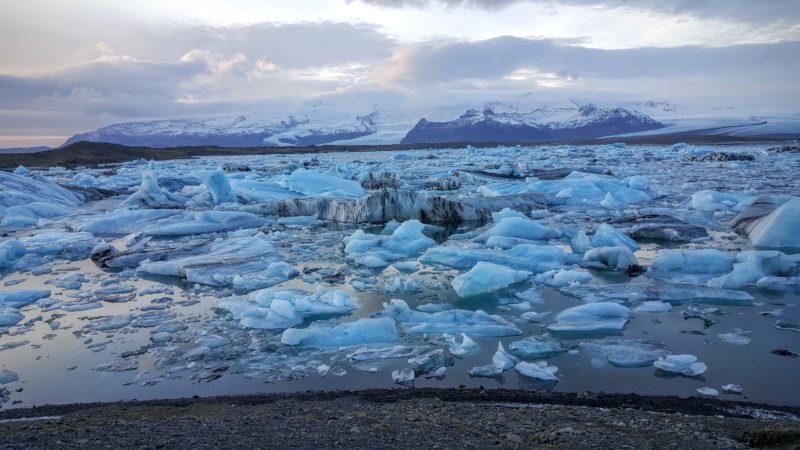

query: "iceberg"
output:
142 211 266 236
445 333 479 356
547 302 630 333
748 197 800 249
590 224 640 252
123 172 186 208
283 169 365 199
515 361 558 381
708 250 800 290
649 249 734 283
582 246 638 270
451 262 531 297
690 190 755 212
376 299 521 336
137 232 296 289
280 317 399 347
0 307 24 327
580 339 669 367
508 335 571 359
653 354 707 376
0 239 26 269
344 220 435 268
421 243 576 273
534 269 593 287
561 279 753 305
474 216 560 242
218 287 357 330
0 290 51 307
194 168 238 204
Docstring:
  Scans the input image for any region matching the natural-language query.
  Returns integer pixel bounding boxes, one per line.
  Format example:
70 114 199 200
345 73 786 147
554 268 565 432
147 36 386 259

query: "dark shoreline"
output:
1 134 797 169
2 389 799 449
3 388 799 420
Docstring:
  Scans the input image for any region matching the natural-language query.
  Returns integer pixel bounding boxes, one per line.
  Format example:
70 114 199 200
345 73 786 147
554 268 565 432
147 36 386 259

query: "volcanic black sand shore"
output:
1 134 798 169
1 389 799 449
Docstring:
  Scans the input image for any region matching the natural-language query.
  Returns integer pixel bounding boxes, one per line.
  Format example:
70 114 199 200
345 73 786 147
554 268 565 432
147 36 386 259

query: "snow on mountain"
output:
60 96 800 148
400 103 664 144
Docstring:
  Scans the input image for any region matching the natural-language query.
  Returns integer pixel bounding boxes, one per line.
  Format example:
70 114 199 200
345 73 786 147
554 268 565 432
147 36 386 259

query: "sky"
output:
1 0 799 147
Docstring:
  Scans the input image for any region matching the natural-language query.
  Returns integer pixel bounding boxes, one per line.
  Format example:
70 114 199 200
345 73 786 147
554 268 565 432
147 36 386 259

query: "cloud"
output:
377 36 800 86
353 0 800 23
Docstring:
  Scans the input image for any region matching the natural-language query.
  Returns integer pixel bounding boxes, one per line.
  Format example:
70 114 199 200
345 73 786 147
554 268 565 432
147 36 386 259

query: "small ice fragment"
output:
448 333 479 357
492 342 517 370
451 262 531 297
722 384 744 394
514 361 558 381
634 301 672 313
392 368 415 385
696 387 719 396
654 354 707 376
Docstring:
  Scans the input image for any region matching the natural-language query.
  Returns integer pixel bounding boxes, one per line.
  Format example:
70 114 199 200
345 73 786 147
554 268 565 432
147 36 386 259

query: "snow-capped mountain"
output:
401 103 664 144
63 111 380 148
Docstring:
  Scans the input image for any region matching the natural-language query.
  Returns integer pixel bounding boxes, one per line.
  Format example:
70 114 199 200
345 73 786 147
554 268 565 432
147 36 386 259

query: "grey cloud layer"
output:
381 37 800 83
355 0 800 23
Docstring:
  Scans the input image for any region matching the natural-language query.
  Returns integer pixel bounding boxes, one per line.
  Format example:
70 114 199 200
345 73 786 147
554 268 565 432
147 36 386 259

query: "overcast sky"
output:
1 0 799 147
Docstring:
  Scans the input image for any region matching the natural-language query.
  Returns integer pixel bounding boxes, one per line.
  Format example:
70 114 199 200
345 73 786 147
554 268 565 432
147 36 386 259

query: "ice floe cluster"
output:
1 141 799 406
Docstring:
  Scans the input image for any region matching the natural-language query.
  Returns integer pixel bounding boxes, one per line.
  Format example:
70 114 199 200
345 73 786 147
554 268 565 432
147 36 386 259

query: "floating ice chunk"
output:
690 190 755 212
508 335 571 359
283 169 365 199
19 232 99 261
697 387 719 396
468 363 503 377
628 176 649 191
580 339 668 367
491 208 529 222
653 354 707 376
446 333 479 356
708 250 800 290
534 269 592 288
474 217 560 242
124 172 186 208
451 262 531 297
0 239 25 268
590 224 640 252
196 335 229 349
548 302 630 333
13 165 29 175
570 231 592 254
583 246 638 270
84 315 132 331
520 311 551 322
0 171 81 212
344 220 435 268
137 233 294 289
142 211 266 236
649 249 734 283
347 345 430 361
1 202 75 228
421 244 576 273
70 209 182 235
277 216 319 226
218 286 357 330
722 384 744 394
0 290 51 308
634 301 672 313
0 369 19 384
600 192 622 209
718 329 751 345
376 299 521 336
408 349 452 375
748 197 800 249
562 279 753 305
493 342 517 370
391 368 415 385
514 287 544 305
281 317 399 347
0 307 24 326
194 168 237 204
515 361 558 381
416 303 451 313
